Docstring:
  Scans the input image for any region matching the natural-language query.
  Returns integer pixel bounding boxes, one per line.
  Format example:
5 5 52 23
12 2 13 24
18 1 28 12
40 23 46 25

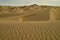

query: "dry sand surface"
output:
0 21 60 40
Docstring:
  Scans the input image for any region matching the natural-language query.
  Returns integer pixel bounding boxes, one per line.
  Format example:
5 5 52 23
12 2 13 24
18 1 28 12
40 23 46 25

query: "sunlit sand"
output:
0 4 60 40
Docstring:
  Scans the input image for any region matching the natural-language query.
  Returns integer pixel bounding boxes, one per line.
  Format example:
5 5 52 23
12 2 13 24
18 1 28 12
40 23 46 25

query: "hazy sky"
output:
0 0 60 6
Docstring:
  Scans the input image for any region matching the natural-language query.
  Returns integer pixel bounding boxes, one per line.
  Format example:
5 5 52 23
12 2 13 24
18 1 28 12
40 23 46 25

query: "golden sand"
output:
0 21 60 40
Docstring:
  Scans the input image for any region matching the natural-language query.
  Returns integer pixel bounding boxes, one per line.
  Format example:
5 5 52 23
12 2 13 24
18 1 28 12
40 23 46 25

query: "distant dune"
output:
0 4 60 21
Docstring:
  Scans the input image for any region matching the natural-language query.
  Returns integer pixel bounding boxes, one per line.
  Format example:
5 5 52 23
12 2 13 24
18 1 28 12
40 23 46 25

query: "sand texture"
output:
0 21 60 40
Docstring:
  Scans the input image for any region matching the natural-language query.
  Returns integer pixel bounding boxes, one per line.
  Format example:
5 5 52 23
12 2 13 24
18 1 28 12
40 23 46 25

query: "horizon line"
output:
0 4 60 7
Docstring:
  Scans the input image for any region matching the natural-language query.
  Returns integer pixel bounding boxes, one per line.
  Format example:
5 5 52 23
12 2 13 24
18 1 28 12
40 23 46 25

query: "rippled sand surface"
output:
0 21 60 40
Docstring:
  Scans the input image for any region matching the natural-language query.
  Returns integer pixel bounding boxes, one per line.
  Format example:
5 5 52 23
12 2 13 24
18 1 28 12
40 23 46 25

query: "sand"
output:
0 21 60 40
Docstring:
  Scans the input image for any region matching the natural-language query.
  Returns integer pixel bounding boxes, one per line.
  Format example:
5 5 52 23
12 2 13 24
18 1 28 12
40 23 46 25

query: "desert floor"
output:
0 21 60 40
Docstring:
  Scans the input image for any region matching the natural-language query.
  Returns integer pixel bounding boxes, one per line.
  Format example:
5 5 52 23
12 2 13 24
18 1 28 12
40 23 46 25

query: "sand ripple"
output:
0 22 60 40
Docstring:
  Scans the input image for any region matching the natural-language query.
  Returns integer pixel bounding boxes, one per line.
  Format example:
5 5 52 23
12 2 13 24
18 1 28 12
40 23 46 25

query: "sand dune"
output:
0 21 60 40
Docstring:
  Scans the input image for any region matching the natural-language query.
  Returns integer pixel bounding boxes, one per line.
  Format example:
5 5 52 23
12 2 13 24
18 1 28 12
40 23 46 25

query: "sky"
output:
0 0 60 6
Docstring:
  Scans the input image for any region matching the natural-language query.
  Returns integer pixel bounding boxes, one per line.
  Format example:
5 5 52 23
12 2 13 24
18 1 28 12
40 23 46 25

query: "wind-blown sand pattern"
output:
0 21 60 40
